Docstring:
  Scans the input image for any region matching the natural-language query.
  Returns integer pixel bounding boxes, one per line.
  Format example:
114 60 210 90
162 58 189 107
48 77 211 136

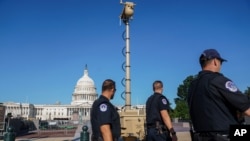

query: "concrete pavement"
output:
1 122 192 141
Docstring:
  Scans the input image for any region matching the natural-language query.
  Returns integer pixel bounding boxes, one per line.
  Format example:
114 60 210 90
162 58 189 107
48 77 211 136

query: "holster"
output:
155 121 169 135
155 121 163 134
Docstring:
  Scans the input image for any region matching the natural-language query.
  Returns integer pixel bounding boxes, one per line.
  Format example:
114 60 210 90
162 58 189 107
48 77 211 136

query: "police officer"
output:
91 79 121 141
146 80 177 141
187 49 250 141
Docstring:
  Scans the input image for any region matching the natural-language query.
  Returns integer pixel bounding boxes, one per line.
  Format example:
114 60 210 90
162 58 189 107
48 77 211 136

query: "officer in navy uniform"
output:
187 49 250 141
91 79 121 141
146 80 177 141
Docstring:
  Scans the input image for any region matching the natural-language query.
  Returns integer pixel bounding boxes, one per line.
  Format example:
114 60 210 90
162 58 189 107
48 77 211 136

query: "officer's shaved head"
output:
153 80 163 91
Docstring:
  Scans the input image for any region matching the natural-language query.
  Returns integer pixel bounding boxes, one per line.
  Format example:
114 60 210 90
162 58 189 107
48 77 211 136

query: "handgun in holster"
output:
155 121 163 134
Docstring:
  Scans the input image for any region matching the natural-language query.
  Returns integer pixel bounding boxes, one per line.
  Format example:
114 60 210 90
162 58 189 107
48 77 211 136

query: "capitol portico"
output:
2 66 98 121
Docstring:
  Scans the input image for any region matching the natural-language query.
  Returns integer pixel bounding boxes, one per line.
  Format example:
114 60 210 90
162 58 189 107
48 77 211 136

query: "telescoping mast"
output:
119 1 146 141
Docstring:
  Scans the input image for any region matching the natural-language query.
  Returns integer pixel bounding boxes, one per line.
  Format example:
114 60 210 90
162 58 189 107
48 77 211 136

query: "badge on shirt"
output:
225 81 238 92
99 103 107 112
162 99 167 105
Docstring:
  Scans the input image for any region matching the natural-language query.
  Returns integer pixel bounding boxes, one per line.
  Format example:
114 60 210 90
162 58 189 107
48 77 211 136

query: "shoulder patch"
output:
99 103 108 112
162 99 167 105
225 81 238 92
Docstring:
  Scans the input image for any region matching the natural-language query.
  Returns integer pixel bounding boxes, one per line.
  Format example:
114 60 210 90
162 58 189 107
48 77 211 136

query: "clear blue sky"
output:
0 0 249 108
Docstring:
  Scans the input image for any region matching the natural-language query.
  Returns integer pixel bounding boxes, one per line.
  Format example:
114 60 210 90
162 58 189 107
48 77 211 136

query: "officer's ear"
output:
213 58 221 67
111 88 116 93
210 58 216 66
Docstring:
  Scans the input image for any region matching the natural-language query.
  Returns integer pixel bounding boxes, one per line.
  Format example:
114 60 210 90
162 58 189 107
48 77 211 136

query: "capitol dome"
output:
71 65 98 105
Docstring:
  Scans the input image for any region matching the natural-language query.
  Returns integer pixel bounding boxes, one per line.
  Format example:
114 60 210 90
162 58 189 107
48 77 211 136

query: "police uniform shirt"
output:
188 70 250 132
146 93 170 125
91 95 121 138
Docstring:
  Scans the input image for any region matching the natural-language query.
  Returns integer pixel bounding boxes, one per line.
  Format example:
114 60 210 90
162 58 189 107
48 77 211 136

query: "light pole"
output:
6 113 12 132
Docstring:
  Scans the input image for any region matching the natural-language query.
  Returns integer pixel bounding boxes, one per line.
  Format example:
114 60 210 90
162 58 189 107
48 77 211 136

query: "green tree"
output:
173 75 196 119
244 87 250 97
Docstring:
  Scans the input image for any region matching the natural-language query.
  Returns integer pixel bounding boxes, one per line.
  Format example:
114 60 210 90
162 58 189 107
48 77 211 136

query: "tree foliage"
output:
173 75 196 119
244 87 250 97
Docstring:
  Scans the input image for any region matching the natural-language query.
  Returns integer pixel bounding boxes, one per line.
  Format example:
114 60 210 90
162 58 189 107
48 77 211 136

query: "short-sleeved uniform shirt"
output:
187 70 250 133
90 95 121 138
146 93 171 125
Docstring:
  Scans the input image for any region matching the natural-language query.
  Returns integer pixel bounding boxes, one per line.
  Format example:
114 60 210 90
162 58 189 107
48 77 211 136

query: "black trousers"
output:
193 133 229 141
146 128 172 141
91 135 118 141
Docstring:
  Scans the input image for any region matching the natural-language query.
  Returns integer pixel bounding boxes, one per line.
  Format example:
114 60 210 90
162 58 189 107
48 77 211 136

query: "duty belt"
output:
147 122 166 128
147 123 157 128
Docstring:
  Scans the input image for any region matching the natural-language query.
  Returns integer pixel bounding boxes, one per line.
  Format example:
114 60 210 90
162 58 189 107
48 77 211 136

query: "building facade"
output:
3 66 98 121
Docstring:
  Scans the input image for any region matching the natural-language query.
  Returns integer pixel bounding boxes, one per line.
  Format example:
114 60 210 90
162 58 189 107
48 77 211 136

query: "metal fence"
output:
37 120 78 136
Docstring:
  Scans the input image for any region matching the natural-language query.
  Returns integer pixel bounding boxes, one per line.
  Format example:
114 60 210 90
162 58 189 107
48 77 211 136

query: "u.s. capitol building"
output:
2 66 98 121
